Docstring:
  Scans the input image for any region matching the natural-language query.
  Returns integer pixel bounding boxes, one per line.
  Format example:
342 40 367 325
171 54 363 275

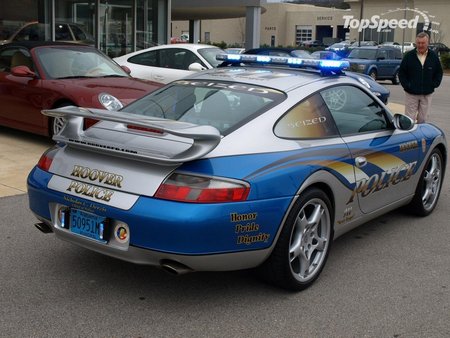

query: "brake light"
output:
37 147 58 171
155 173 250 203
127 125 163 134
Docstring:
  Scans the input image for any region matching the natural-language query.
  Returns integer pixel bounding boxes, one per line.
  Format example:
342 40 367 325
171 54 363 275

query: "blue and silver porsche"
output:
28 55 447 291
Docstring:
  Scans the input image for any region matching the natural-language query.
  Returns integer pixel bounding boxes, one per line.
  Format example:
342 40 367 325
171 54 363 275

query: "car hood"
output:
58 77 161 105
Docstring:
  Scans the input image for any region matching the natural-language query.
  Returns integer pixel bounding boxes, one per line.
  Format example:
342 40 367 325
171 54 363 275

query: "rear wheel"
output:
258 188 333 291
407 148 444 216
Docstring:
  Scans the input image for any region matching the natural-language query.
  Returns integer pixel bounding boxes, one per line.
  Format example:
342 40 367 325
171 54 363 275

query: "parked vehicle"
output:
300 39 324 48
345 46 403 84
348 41 378 48
113 43 224 84
380 41 401 49
0 41 161 136
325 42 351 57
430 42 450 55
225 47 245 54
244 47 311 58
401 42 415 53
0 21 94 46
246 48 389 103
28 54 446 291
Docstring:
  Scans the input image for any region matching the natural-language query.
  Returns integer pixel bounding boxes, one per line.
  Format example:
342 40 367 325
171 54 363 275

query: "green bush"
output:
440 52 450 69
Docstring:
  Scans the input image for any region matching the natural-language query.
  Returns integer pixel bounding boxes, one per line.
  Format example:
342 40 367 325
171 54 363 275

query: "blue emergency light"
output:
216 53 350 73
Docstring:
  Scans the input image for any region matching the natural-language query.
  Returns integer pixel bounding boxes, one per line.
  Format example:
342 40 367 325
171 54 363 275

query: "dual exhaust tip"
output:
34 222 192 275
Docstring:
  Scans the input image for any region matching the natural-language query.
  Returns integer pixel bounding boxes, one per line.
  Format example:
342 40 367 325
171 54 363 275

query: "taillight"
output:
155 173 250 203
127 125 163 134
37 147 58 171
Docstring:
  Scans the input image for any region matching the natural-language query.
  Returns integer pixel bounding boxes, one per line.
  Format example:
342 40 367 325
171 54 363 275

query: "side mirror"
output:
376 56 385 61
120 65 131 74
393 113 414 130
11 65 36 78
188 62 206 72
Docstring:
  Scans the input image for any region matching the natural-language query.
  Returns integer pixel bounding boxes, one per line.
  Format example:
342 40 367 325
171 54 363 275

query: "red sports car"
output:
0 41 162 136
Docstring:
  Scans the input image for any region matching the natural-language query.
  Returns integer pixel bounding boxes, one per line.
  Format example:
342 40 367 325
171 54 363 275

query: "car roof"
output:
183 65 351 93
350 45 398 50
0 41 91 49
245 47 298 53
140 43 221 52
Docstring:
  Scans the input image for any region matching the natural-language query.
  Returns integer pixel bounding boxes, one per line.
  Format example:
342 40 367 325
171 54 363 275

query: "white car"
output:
113 43 225 84
401 42 415 53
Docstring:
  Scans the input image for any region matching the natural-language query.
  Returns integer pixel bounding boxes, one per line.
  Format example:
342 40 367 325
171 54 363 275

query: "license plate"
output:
70 209 107 243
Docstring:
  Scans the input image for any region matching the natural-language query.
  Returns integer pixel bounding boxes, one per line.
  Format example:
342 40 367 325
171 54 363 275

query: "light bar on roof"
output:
216 53 350 72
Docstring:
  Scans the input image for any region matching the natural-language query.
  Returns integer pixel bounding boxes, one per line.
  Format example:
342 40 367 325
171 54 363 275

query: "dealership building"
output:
0 0 449 57
172 0 450 48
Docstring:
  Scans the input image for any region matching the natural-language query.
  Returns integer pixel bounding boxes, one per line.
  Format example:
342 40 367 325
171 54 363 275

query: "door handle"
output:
355 156 367 168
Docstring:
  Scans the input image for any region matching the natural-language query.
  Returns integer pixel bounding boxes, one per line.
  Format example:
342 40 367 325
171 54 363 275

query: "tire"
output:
368 69 377 80
258 188 333 291
392 70 399 85
407 148 444 216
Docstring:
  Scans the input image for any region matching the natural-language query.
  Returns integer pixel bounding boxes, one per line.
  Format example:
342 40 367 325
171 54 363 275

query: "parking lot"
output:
1 78 449 337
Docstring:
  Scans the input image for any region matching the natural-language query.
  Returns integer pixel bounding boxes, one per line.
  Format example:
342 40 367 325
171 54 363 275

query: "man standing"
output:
398 32 443 123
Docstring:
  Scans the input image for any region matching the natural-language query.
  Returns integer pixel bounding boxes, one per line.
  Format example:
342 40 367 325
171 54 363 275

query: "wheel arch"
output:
367 66 377 75
275 170 343 242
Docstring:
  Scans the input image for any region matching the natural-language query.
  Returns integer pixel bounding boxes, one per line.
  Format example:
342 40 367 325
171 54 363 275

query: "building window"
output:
296 25 312 45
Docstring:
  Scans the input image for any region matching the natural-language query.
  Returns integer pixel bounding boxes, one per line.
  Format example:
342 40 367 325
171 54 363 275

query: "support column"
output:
245 6 261 50
189 19 201 43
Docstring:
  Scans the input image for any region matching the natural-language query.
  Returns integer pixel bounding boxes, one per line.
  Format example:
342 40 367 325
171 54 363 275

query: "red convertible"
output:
0 41 161 136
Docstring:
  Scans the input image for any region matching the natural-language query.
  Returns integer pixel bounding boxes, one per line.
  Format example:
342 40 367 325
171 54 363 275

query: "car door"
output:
150 48 201 83
321 85 420 213
375 49 391 78
0 47 46 132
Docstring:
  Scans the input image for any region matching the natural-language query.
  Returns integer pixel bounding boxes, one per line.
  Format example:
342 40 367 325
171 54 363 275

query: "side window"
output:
128 50 157 67
0 48 17 72
55 24 72 41
160 49 201 70
377 49 387 59
274 93 339 139
69 24 87 41
321 85 390 135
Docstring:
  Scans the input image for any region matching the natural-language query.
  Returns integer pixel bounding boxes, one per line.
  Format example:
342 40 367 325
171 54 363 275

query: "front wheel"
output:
407 148 444 216
258 188 333 291
368 69 377 80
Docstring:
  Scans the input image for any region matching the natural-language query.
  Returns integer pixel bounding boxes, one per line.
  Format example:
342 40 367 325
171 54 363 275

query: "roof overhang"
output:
172 0 267 20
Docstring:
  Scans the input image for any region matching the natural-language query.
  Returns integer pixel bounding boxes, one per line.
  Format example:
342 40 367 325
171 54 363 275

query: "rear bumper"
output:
32 212 272 272
28 167 292 271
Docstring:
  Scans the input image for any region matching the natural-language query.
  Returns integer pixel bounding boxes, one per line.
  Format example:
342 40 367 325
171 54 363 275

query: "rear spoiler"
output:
42 106 221 165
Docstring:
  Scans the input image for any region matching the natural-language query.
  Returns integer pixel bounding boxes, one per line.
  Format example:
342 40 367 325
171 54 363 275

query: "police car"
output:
28 54 447 291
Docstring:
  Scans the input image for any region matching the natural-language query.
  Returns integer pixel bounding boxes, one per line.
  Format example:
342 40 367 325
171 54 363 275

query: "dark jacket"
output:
398 48 443 95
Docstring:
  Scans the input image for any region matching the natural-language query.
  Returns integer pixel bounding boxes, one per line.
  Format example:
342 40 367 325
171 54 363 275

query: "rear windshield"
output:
123 80 285 134
197 48 225 68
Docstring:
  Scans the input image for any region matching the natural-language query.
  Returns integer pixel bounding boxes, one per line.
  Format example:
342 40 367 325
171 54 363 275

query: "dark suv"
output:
345 46 403 84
